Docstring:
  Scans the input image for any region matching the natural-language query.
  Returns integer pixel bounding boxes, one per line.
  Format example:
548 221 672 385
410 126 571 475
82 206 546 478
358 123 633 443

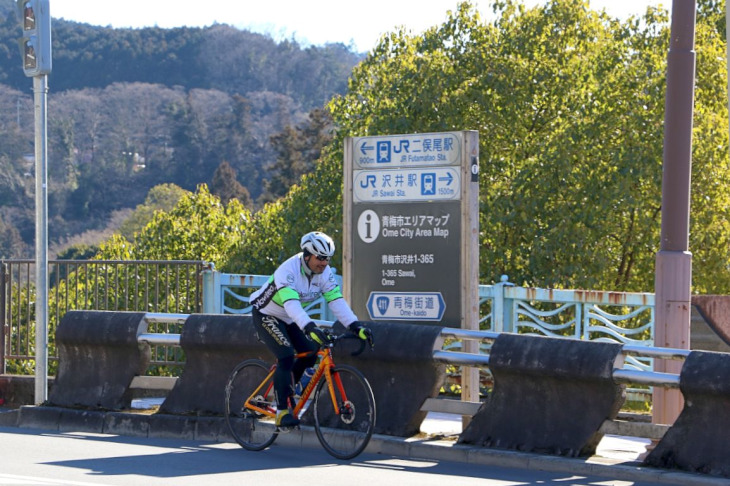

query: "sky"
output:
49 0 670 53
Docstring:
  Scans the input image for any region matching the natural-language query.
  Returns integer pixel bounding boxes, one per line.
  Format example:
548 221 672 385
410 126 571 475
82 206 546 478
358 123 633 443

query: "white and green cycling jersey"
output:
249 252 357 330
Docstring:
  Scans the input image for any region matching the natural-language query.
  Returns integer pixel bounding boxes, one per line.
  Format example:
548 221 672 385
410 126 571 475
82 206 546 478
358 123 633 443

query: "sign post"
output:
344 131 480 410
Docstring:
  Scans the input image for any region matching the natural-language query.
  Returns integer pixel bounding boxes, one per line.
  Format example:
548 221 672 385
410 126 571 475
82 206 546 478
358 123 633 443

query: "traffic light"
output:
16 0 51 77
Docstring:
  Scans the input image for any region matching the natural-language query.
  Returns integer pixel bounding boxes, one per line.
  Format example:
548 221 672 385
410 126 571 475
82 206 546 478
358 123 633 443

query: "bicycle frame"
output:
226 330 375 459
242 345 345 420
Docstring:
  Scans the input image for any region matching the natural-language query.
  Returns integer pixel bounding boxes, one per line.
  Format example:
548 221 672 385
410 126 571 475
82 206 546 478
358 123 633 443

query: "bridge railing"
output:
1 262 656 376
477 276 654 370
0 259 206 374
200 265 340 321
202 270 656 357
132 313 670 437
202 269 656 401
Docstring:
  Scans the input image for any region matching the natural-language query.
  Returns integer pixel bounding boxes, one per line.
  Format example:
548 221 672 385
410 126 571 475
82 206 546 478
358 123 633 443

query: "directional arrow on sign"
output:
360 143 374 155
438 172 454 185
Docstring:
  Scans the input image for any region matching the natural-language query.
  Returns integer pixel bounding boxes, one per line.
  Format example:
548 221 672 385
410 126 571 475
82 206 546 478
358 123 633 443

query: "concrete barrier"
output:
691 296 730 352
49 311 150 410
31 309 730 480
158 314 268 415
48 311 447 437
644 350 730 477
458 333 625 457
160 317 446 437
326 321 446 437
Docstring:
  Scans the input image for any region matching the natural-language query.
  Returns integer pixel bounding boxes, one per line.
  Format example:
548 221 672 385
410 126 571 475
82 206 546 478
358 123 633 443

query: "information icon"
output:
357 210 380 243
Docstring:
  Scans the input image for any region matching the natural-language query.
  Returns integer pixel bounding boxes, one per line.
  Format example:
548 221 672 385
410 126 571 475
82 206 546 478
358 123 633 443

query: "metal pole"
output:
0 263 6 374
653 0 696 425
33 74 49 404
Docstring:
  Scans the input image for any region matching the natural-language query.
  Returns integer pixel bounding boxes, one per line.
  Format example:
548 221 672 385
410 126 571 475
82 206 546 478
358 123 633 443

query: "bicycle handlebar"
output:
321 325 374 356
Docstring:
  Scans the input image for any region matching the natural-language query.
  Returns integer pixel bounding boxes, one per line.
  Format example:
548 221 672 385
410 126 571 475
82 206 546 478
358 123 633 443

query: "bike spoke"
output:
224 359 279 451
313 365 376 460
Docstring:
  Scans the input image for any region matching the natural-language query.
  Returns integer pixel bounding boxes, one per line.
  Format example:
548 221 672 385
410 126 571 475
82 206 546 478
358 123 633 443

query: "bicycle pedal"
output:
276 424 300 433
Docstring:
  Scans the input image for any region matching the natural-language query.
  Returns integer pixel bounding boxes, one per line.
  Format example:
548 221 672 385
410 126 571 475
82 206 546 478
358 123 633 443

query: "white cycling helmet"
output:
300 231 336 258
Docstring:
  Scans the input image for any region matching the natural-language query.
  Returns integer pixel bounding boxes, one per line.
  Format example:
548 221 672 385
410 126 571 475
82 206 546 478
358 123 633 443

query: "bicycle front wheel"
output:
224 359 278 451
313 364 376 460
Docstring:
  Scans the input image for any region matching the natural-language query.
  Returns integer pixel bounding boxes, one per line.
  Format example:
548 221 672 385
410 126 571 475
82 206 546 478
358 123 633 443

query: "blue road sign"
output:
366 291 446 321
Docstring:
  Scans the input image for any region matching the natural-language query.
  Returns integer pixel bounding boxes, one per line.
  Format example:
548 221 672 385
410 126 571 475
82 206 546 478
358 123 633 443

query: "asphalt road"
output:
0 425 678 486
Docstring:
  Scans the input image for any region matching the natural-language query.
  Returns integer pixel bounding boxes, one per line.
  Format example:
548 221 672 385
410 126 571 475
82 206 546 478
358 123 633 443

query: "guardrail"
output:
133 313 678 440
44 311 730 477
436 327 684 388
431 327 679 442
135 313 680 399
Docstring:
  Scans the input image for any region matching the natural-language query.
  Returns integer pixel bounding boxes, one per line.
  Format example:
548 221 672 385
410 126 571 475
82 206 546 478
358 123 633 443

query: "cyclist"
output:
249 231 372 428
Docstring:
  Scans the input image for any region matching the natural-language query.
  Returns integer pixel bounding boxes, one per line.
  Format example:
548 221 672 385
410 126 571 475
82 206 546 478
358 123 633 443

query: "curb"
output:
0 406 725 486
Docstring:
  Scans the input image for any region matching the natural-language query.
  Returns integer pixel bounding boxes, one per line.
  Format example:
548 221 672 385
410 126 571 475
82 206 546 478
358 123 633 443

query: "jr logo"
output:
359 175 376 189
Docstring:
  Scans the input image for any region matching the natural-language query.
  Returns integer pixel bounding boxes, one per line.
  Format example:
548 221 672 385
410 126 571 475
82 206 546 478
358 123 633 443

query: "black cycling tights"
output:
252 310 318 409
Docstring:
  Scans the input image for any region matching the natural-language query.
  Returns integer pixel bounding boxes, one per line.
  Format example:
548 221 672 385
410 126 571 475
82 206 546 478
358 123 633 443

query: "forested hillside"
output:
0 0 362 258
5 0 730 297
0 1 361 108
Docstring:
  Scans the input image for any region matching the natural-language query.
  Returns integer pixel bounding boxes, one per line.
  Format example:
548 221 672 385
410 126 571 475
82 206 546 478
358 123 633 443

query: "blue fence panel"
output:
206 270 656 372
202 267 340 322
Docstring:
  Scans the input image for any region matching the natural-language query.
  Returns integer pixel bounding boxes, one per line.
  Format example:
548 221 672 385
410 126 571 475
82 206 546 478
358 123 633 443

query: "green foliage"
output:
317 0 730 294
687 13 730 293
224 142 346 275
118 183 188 240
98 184 250 268
4 281 36 375
82 0 730 298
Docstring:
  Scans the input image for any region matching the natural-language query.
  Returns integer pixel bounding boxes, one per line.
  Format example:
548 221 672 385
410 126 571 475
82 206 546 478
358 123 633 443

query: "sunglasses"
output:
315 255 331 262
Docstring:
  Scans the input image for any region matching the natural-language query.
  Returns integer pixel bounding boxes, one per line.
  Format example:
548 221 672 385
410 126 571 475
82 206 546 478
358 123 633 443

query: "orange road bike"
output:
224 330 376 460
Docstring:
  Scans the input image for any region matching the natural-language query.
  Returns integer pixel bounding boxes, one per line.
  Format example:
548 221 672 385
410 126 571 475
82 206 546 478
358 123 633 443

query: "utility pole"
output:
653 0 696 426
16 0 52 404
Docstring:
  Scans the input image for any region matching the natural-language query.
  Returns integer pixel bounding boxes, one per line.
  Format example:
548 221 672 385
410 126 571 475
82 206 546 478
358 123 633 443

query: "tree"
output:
0 212 25 258
230 0 730 295
118 183 188 240
97 184 251 268
261 108 333 203
210 161 253 208
0 11 362 252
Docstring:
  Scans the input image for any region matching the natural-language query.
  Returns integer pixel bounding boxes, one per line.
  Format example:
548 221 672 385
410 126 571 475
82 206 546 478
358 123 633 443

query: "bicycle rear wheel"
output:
313 364 375 460
224 359 278 451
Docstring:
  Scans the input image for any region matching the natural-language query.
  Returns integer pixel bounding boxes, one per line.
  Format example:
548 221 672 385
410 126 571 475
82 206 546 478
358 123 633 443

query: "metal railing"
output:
0 259 206 373
437 328 684 388
474 276 655 372
136 314 675 439
136 313 681 391
203 271 656 356
1 263 659 376
202 269 659 399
